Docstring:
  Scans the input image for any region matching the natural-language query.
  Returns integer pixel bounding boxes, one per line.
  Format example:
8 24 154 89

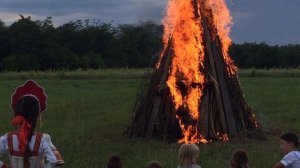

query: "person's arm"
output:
272 162 285 168
0 135 8 168
44 134 64 166
41 139 58 168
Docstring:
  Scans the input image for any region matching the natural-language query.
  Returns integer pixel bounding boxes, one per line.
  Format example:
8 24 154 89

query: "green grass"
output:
0 74 300 167
239 68 300 77
0 69 152 80
1 68 300 80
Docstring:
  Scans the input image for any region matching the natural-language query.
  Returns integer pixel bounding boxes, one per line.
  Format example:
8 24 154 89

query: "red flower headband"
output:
11 80 47 113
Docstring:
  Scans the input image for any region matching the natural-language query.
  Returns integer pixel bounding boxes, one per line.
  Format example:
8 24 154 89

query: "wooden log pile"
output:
125 0 260 142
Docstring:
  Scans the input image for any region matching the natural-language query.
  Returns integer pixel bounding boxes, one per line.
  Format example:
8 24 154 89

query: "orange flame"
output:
206 0 237 75
163 0 205 144
159 0 237 143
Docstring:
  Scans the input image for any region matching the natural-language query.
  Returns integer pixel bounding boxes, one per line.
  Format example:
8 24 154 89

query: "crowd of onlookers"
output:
106 133 300 168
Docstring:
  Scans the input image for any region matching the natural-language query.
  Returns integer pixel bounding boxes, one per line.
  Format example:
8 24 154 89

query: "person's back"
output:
1 132 56 168
0 81 64 168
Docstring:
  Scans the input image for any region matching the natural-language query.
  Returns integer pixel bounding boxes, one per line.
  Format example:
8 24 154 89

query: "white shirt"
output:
280 151 300 168
0 133 58 168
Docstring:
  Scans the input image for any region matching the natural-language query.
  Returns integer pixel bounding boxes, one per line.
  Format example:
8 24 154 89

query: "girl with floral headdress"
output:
0 80 64 168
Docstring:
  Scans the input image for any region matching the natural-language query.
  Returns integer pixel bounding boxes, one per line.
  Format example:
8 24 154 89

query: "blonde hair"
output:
178 144 199 167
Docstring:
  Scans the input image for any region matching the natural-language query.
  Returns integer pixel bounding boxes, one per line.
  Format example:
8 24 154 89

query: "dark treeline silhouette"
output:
0 16 299 71
0 16 163 71
230 43 300 69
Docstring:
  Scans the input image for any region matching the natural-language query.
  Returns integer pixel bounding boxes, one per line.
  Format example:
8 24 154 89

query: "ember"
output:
126 0 259 143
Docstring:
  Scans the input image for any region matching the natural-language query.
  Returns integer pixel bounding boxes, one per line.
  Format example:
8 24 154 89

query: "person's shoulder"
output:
0 133 8 141
281 151 300 166
177 165 202 168
40 133 50 138
38 133 52 142
295 151 300 155
293 151 300 159
32 132 51 144
191 164 202 168
285 151 300 157
0 133 8 146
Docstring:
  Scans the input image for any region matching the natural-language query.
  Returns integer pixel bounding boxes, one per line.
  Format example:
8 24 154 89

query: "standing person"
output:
177 143 201 168
272 133 300 168
0 80 64 168
107 156 123 168
231 149 249 168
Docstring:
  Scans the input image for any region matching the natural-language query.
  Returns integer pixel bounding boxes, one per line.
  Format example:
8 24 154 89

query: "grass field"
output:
1 68 300 80
0 70 300 168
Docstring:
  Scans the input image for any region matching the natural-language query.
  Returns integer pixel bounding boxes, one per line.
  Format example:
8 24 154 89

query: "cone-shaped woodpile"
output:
126 0 259 143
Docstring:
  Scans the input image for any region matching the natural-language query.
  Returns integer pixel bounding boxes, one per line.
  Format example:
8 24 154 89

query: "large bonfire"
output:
126 0 259 143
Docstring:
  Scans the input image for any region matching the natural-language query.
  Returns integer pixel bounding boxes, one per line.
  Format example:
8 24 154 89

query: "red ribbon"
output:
11 116 31 153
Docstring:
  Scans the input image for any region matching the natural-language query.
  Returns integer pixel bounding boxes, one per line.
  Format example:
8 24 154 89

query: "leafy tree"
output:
3 54 40 71
117 20 163 68
39 45 79 70
1 16 300 71
0 19 12 70
9 16 42 54
80 52 105 69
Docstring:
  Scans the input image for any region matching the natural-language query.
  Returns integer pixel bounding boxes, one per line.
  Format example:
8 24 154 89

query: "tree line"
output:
0 16 299 71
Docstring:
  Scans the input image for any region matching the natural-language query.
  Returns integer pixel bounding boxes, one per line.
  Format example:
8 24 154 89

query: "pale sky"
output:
0 0 299 45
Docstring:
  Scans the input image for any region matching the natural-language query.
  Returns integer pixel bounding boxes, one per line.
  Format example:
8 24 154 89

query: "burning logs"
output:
125 0 260 143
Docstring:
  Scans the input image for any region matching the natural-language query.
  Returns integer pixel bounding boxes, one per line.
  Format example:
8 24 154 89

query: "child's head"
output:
107 156 122 168
280 133 300 154
146 161 162 168
178 143 199 167
231 150 249 168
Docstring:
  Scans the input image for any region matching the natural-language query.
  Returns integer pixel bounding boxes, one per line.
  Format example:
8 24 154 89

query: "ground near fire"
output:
0 70 299 167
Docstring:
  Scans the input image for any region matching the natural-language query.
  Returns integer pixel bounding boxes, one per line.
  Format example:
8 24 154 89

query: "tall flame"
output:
159 0 237 143
206 0 237 74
